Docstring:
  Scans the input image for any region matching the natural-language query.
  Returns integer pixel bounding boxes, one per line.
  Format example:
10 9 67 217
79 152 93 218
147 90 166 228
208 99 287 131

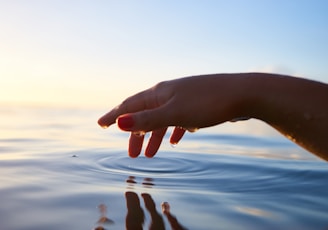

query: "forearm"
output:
244 73 328 160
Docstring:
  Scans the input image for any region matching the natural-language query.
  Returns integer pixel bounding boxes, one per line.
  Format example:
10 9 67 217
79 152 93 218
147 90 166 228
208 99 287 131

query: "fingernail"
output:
117 115 134 130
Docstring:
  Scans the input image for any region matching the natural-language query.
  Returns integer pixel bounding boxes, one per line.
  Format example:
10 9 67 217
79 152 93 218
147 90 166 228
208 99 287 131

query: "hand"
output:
98 73 328 160
98 74 248 158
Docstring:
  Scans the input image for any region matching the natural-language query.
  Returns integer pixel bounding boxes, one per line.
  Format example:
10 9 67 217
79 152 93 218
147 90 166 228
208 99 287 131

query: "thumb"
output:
117 106 173 132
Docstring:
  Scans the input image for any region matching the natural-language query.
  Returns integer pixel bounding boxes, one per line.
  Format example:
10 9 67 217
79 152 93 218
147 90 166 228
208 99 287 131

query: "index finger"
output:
98 84 168 128
97 91 147 128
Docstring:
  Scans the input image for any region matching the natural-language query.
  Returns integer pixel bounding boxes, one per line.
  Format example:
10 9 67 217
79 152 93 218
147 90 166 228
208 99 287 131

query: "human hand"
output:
98 74 249 158
98 72 328 160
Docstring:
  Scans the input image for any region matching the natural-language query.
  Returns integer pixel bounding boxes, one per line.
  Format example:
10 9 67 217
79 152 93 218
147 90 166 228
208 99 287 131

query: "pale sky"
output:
1 0 328 107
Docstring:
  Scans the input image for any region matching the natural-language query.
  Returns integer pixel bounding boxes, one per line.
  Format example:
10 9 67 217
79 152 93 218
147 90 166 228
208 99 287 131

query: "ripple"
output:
74 149 328 196
91 152 206 179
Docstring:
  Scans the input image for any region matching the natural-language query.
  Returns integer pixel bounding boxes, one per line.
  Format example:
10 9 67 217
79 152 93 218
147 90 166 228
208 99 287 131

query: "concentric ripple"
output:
75 149 328 195
90 151 207 179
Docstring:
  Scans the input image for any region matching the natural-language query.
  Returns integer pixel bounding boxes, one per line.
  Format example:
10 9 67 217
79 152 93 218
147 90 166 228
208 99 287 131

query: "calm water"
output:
0 105 327 230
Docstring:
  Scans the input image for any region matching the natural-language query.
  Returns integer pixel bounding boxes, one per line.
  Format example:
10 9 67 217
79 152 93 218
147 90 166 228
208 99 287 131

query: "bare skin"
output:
98 73 328 160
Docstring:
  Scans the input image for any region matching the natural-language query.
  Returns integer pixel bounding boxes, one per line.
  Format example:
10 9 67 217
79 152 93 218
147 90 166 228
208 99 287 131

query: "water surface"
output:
0 105 327 229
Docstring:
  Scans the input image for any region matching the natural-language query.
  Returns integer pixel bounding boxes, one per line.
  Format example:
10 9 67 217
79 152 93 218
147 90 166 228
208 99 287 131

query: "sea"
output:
0 105 327 230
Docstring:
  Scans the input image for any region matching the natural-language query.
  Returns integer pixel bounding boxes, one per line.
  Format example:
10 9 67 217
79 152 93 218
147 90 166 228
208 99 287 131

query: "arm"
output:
98 73 328 160
247 73 328 160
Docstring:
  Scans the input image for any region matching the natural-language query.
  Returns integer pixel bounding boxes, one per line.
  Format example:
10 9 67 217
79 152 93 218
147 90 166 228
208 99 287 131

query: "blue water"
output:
0 105 327 230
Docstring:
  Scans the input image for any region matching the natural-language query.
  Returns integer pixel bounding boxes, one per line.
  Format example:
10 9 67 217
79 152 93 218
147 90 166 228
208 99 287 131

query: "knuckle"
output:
153 80 168 90
119 97 130 113
153 81 174 107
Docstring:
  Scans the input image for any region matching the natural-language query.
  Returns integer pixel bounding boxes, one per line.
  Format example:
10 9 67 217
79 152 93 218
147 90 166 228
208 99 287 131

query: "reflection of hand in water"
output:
141 193 165 230
126 176 155 188
162 202 188 230
93 203 114 230
125 191 145 230
125 191 187 230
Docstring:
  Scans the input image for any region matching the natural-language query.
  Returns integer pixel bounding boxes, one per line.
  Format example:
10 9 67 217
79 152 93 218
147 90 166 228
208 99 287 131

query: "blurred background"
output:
1 0 328 108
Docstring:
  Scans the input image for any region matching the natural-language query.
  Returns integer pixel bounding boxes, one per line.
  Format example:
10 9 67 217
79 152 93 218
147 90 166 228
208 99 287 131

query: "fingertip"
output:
144 140 158 158
145 141 160 158
98 111 116 129
128 132 144 158
128 146 141 158
128 152 140 158
98 106 121 129
145 128 167 158
145 149 157 158
170 127 186 144
97 117 109 129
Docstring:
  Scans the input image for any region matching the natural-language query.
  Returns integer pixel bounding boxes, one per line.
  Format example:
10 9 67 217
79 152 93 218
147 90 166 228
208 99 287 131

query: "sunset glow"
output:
1 1 327 107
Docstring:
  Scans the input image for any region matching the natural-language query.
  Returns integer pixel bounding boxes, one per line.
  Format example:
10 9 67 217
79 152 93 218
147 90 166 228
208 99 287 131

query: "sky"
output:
1 0 328 108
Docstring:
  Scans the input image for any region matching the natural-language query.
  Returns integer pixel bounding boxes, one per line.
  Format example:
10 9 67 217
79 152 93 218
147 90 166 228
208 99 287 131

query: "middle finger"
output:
128 132 145 158
145 128 167 158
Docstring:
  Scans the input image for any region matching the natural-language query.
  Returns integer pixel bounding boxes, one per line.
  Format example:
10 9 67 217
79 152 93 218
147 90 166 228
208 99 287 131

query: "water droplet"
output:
186 127 199 133
170 143 177 148
132 131 146 137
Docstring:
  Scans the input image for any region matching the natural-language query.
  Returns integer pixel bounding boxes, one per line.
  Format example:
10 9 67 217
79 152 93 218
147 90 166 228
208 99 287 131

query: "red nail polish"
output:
118 115 134 130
